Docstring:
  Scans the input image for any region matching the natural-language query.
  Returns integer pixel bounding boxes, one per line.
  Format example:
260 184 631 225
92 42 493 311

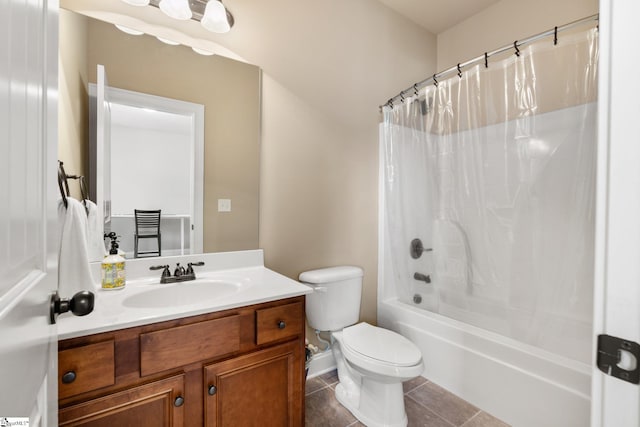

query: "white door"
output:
96 64 111 235
591 0 640 425
0 0 59 425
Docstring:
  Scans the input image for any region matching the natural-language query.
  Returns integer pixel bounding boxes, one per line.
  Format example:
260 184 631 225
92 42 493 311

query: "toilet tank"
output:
299 266 363 332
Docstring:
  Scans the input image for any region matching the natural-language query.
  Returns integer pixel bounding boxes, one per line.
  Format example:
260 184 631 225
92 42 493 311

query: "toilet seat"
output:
335 323 423 380
343 323 422 366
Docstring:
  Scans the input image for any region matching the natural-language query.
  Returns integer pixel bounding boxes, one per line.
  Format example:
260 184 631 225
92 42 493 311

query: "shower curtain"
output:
381 28 598 363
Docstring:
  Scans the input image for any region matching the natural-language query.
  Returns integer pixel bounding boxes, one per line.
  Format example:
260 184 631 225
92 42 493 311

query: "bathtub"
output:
377 296 591 427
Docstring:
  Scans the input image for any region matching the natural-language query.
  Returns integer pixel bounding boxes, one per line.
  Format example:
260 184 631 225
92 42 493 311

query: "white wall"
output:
110 123 191 215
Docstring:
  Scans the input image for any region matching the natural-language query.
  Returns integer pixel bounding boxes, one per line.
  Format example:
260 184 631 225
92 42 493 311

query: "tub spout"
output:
414 272 431 284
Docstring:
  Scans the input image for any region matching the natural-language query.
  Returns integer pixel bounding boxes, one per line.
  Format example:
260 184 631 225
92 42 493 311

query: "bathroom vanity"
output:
56 251 311 426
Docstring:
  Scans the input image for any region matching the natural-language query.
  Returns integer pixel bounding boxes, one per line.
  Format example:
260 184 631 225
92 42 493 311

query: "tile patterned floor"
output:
305 370 510 427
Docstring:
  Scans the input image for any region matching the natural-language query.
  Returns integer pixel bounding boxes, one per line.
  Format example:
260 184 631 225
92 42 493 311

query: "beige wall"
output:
58 9 89 199
437 0 599 70
248 2 438 327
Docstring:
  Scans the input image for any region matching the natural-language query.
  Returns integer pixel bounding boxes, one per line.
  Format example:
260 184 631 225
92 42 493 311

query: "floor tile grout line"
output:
305 383 332 397
405 393 457 427
459 410 483 427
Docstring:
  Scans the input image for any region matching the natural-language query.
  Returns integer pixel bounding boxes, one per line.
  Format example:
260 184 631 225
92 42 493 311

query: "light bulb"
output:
115 24 144 35
201 0 230 33
156 36 180 46
192 47 215 56
159 0 192 20
121 0 150 6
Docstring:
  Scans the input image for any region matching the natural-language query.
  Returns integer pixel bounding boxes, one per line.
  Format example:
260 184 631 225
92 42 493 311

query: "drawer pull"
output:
208 385 217 396
174 396 185 407
62 371 76 384
277 320 286 329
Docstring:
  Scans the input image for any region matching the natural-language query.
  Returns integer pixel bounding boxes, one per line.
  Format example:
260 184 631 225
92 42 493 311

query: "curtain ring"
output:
400 91 405 103
484 52 488 68
386 99 393 109
457 63 462 78
413 83 419 97
514 40 520 57
433 74 438 87
554 26 558 45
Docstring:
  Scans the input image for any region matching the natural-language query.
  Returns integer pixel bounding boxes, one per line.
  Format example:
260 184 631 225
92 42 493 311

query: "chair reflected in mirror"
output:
134 209 162 258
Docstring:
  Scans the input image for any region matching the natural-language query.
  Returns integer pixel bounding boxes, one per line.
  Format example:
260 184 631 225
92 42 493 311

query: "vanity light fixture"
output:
120 0 234 33
159 0 192 20
115 24 145 35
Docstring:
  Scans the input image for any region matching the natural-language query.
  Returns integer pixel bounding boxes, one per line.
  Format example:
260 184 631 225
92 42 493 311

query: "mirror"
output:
89 80 205 259
58 9 262 260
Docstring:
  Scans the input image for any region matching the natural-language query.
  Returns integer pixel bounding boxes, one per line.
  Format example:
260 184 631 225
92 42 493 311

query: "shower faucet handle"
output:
410 238 433 259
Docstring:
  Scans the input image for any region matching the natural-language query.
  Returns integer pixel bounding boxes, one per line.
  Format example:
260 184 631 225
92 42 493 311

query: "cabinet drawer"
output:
256 302 304 345
59 340 115 399
140 314 240 376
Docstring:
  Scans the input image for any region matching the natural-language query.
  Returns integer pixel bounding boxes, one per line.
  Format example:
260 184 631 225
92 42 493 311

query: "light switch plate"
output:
218 199 231 212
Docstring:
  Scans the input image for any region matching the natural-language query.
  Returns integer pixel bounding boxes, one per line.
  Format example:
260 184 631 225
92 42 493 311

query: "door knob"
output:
50 290 95 324
277 320 286 329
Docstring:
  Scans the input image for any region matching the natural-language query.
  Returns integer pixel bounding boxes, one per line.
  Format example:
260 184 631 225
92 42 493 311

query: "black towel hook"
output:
514 40 520 57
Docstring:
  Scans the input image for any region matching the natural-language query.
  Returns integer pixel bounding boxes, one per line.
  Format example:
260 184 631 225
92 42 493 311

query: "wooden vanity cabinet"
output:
58 296 305 427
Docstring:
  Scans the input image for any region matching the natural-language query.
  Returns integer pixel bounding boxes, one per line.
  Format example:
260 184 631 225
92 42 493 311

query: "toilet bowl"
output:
300 266 423 427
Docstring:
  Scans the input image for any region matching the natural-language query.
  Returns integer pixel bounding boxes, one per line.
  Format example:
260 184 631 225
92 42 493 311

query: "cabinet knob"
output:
61 371 76 384
277 320 286 329
174 396 184 407
208 385 217 396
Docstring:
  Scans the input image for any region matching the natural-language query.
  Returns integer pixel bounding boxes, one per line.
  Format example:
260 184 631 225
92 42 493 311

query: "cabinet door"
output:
204 341 303 427
59 375 185 427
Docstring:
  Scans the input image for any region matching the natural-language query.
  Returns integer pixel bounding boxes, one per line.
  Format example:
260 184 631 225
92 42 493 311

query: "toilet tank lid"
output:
298 266 364 284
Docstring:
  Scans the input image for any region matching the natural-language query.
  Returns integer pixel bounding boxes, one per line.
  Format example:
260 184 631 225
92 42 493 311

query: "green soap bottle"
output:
102 234 126 290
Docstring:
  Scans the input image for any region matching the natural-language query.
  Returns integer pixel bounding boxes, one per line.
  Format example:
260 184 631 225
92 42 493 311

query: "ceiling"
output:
377 0 500 34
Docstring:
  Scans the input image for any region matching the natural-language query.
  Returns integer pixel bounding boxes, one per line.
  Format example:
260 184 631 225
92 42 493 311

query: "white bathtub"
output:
377 297 591 427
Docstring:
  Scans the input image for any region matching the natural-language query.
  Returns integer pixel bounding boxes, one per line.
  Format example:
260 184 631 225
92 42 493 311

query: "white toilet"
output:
300 266 423 427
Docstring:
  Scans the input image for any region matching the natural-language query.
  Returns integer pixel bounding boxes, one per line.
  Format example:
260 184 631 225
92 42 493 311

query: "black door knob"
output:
50 291 95 324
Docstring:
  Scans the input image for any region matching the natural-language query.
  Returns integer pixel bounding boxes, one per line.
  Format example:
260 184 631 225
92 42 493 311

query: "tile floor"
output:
305 370 510 427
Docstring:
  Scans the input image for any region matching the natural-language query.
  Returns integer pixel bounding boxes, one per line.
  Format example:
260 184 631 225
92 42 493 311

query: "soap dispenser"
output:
102 233 126 290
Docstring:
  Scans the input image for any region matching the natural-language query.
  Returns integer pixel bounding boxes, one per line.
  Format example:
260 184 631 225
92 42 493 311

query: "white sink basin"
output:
122 278 248 308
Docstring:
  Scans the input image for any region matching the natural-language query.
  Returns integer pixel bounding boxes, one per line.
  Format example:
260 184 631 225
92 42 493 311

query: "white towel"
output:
85 199 107 261
58 197 98 296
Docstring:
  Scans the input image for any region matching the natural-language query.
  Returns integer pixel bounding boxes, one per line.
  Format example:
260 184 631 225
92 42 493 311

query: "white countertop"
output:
57 250 312 340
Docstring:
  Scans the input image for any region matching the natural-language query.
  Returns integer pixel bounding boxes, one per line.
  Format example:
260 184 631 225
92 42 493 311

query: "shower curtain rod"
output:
380 13 599 109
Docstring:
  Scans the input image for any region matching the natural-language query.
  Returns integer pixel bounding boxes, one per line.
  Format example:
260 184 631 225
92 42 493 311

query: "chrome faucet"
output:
150 262 205 284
